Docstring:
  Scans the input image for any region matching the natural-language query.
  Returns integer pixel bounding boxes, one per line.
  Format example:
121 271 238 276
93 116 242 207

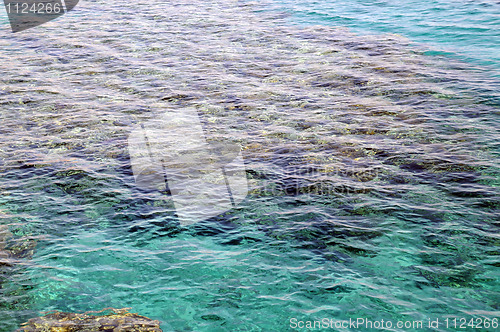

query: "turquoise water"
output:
0 0 499 331
264 0 500 76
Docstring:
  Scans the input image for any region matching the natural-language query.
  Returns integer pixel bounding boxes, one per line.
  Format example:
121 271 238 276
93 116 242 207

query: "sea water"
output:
0 0 498 331
264 0 500 76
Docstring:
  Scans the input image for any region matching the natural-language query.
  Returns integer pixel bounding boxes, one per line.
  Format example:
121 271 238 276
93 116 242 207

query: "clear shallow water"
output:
0 0 499 331
264 0 500 76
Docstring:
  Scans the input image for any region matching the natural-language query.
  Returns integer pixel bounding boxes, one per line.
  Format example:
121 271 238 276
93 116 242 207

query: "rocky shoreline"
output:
17 308 162 331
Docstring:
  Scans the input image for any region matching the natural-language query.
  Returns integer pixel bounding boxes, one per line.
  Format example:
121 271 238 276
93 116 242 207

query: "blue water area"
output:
265 0 500 76
0 0 498 331
0 8 7 24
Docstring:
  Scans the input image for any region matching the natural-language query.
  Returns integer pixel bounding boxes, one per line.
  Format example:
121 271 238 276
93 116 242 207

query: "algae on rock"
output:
17 308 163 331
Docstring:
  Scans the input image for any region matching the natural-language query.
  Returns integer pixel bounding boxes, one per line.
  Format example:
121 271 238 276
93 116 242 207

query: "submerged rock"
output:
0 224 13 264
0 223 36 266
17 308 162 332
